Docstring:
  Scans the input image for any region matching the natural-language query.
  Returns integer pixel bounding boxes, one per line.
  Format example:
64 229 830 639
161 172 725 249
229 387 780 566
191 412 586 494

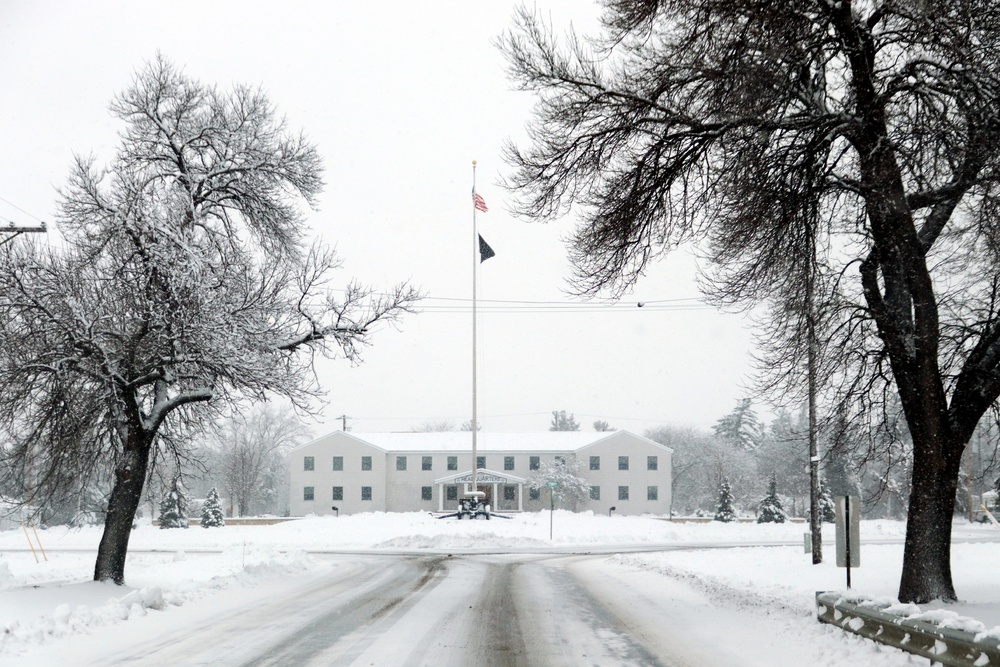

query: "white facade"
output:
288 431 673 516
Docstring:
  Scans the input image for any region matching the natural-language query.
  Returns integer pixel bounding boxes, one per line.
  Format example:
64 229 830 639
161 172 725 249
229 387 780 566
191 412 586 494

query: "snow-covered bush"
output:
200 487 225 528
819 480 836 523
757 474 786 524
714 477 737 522
158 477 189 529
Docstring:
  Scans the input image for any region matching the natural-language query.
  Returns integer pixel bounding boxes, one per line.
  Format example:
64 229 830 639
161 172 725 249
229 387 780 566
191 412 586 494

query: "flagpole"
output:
471 160 479 497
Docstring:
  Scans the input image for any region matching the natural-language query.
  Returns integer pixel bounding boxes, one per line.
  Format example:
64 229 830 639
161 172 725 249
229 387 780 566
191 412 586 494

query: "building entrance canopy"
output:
433 468 526 512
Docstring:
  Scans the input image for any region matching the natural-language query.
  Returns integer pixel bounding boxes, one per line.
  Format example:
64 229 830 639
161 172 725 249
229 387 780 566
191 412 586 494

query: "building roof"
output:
293 430 673 454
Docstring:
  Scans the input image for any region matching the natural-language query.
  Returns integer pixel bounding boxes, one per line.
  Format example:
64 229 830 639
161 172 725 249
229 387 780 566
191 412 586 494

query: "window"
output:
529 487 540 500
504 456 515 471
446 485 458 501
618 456 629 471
396 456 407 471
590 486 600 501
555 455 565 464
647 456 658 471
618 486 629 501
647 486 658 501
529 456 540 471
503 485 516 501
361 456 372 471
303 486 314 501
332 486 343 501
303 456 315 471
332 456 343 471
422 456 433 471
447 456 458 471
477 456 486 469
361 486 372 501
590 456 600 470
421 486 433 501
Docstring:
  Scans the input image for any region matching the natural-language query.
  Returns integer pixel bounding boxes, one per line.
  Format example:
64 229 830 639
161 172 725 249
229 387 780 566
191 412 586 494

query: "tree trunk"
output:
94 424 152 584
897 435 962 603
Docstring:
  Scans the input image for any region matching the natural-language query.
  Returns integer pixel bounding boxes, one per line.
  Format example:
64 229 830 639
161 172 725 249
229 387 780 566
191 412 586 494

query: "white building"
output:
288 430 672 516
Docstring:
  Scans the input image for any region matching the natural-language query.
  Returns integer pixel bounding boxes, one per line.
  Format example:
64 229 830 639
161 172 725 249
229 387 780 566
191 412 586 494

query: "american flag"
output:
473 192 488 213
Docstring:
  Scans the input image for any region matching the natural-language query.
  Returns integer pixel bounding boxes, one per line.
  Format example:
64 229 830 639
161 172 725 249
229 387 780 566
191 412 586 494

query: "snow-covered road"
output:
19 552 771 666
8 514 988 666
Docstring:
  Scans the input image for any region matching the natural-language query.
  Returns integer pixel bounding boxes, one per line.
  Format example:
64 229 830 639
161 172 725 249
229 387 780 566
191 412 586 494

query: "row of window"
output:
303 485 659 502
303 454 659 472
305 486 374 502
528 485 658 501
590 455 658 471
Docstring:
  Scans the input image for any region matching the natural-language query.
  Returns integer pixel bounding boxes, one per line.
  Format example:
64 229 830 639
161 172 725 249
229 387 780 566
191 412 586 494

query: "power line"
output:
424 295 705 306
340 411 674 425
0 194 47 224
414 295 716 314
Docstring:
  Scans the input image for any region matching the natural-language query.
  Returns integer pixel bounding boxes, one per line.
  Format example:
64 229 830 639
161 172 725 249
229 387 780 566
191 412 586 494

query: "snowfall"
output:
0 512 998 666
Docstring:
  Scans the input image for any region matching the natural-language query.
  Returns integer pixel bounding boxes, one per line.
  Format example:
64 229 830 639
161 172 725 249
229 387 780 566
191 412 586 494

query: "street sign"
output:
835 495 861 567
545 481 558 488
835 495 861 589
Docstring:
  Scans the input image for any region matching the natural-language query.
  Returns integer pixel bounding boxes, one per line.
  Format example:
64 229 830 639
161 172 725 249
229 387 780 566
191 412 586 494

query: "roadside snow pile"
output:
0 559 13 586
0 547 314 657
373 533 553 550
616 542 1000 648
615 548 817 617
0 583 166 655
268 510 826 548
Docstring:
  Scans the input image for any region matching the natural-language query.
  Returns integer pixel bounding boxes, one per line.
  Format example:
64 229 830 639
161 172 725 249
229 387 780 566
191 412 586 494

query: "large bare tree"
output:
214 405 310 517
502 1 1000 603
0 56 418 584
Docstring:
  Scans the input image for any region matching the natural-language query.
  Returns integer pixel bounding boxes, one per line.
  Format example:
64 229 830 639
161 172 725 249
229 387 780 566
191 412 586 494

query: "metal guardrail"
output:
816 592 1000 666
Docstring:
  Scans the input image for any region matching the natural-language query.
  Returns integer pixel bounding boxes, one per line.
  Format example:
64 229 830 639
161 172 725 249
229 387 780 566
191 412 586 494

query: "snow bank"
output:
615 541 1000 652
0 545 313 658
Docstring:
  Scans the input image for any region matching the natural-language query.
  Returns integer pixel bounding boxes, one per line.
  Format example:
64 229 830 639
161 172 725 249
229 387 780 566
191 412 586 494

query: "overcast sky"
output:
0 1 759 435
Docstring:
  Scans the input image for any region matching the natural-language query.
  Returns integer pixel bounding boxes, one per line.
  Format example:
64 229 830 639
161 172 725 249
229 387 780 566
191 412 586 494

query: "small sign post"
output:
546 481 558 539
835 495 861 588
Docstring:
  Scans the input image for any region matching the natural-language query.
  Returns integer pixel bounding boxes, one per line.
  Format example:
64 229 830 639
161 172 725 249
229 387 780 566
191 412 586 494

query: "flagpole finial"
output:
472 160 477 166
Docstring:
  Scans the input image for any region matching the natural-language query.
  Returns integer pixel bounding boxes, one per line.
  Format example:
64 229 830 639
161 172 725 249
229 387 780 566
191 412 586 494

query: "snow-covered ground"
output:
1 512 998 665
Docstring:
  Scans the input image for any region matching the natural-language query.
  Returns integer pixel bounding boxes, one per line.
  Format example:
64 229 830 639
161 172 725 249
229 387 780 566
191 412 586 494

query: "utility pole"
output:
1 221 46 247
806 224 822 564
335 414 351 432
2 220 47 506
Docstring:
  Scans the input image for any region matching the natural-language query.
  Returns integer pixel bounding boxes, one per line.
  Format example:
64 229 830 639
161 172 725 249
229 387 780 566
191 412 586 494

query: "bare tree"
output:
527 457 591 510
413 420 456 432
502 1 1000 603
549 410 580 431
214 404 310 517
0 56 418 584
756 410 810 515
645 424 758 514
